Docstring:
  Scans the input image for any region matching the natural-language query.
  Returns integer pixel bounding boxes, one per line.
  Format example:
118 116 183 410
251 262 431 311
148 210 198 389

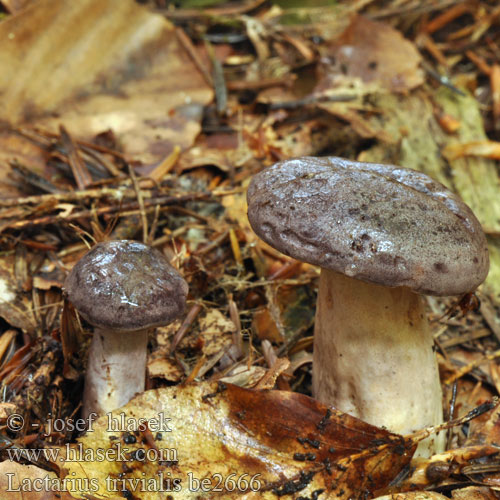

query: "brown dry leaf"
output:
198 308 235 357
0 0 212 168
252 307 283 343
465 394 500 447
148 320 184 382
452 487 499 499
375 493 448 500
0 253 37 333
62 381 416 499
0 461 74 500
220 365 267 387
257 284 316 345
317 15 423 94
147 356 184 382
0 402 17 419
177 137 253 174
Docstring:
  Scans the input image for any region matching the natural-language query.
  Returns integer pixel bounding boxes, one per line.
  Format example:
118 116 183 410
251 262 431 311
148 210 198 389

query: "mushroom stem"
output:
313 269 445 457
82 328 148 421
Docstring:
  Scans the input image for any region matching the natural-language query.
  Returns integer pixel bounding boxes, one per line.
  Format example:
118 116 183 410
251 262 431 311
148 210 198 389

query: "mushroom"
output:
247 156 489 456
64 240 188 420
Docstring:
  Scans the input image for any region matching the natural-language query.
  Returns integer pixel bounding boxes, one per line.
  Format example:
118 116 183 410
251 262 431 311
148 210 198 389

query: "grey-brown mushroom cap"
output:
247 156 489 296
64 240 188 332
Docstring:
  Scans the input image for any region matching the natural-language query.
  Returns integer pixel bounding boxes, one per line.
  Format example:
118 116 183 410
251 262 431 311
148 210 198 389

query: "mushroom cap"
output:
64 240 188 331
247 156 489 296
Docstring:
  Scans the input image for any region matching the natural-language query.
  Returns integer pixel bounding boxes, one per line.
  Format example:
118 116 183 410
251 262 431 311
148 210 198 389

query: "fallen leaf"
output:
317 15 423 93
0 254 37 333
452 487 499 499
62 381 416 499
375 493 448 500
0 461 72 500
465 395 500 447
198 308 235 357
252 307 283 343
148 320 185 382
0 0 213 167
220 365 267 387
147 357 184 382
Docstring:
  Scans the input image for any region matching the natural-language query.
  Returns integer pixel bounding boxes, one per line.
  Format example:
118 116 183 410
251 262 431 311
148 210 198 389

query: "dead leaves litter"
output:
61 382 416 499
0 0 213 167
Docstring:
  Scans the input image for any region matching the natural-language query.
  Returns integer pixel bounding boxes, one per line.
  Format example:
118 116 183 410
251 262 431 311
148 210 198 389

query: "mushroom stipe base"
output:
82 328 148 421
313 269 445 457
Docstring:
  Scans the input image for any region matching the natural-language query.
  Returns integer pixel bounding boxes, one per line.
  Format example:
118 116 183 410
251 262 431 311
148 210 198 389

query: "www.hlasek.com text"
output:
6 442 178 464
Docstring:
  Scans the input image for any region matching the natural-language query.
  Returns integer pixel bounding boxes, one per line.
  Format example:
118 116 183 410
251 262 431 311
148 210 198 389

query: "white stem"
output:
81 328 148 421
313 269 444 457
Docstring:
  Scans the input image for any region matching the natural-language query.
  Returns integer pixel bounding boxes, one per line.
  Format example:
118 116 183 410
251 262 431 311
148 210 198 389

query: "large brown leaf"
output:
0 0 212 167
62 381 416 499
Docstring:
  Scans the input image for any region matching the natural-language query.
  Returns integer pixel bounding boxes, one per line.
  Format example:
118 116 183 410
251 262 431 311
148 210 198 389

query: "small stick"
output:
409 398 499 445
229 228 243 268
229 297 243 359
491 65 500 129
0 187 144 208
175 27 213 87
128 164 148 243
466 50 492 75
148 146 181 182
423 3 471 34
445 349 500 385
147 205 161 246
170 303 203 355
2 193 210 231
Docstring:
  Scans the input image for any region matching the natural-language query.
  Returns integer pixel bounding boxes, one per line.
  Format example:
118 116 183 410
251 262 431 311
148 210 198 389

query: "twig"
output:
175 27 213 88
0 187 141 208
128 164 148 243
10 161 60 194
422 3 471 34
421 61 466 96
204 39 227 116
170 303 203 355
229 296 243 359
445 349 500 385
409 398 499 444
267 93 357 110
148 146 181 182
147 205 161 246
1 193 210 231
226 77 294 91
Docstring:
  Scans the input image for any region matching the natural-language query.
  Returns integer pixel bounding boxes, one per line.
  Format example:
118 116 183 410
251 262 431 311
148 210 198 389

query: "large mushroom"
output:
247 156 489 456
64 240 188 420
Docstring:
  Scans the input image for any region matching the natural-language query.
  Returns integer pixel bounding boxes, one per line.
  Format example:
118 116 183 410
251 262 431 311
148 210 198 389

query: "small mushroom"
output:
247 156 489 457
64 240 188 420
